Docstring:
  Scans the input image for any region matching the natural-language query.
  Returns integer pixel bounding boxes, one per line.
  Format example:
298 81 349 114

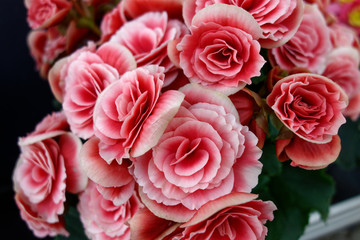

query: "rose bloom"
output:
133 84 262 222
50 42 136 139
329 23 360 51
78 181 141 240
183 0 304 48
109 11 188 86
25 0 72 29
322 47 360 98
27 27 66 79
130 193 276 240
266 73 348 143
93 65 185 163
270 3 332 73
178 4 265 95
12 112 87 237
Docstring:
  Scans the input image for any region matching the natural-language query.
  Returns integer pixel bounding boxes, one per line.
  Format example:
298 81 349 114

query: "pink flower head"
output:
329 0 360 36
130 193 276 240
270 3 332 73
330 23 360 51
133 84 262 222
267 73 348 143
178 3 265 95
53 42 137 139
25 0 72 29
13 112 87 237
93 65 185 163
77 181 141 240
183 0 304 48
109 11 188 86
322 47 360 98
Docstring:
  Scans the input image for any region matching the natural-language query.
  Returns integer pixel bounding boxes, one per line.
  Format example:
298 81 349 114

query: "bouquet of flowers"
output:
13 0 360 239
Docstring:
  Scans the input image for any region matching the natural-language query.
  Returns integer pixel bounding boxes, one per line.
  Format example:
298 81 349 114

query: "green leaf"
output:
265 163 335 239
337 118 360 169
55 206 88 240
259 142 282 177
266 205 309 240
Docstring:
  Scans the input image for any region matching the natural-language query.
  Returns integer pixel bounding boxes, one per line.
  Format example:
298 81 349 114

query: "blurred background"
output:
1 1 360 239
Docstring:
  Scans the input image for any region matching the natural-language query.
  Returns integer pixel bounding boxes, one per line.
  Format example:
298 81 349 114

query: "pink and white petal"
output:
167 38 182 68
180 83 240 121
131 90 185 157
138 187 196 222
96 42 137 75
58 133 88 193
182 192 258 227
96 180 135 206
191 3 263 40
49 57 68 103
80 137 133 187
286 135 341 170
129 207 181 240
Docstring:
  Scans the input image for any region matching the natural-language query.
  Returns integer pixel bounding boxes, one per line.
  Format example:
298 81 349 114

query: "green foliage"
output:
254 141 335 240
337 118 360 169
55 206 88 240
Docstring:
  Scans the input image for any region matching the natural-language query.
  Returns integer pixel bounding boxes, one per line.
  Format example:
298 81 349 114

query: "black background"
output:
2 1 360 239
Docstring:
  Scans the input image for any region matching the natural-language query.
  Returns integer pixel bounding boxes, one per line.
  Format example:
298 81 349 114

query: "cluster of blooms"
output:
14 0 360 239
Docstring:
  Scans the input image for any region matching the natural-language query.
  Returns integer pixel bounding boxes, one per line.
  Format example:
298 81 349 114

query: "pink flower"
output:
93 65 185 163
25 0 72 29
322 47 360 98
13 112 87 237
276 134 341 169
133 84 262 222
100 1 127 43
270 4 332 73
266 73 348 143
183 0 304 48
52 42 136 139
178 4 265 95
27 27 66 78
109 11 188 86
330 23 360 51
15 195 69 238
77 181 141 240
130 193 276 240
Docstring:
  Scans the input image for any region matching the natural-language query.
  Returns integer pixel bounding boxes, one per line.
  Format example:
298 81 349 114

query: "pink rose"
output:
109 11 188 86
133 84 262 222
100 1 127 43
52 42 136 139
330 23 360 51
25 0 72 29
13 112 87 237
27 27 66 78
183 0 304 48
266 73 348 143
322 47 360 98
270 4 332 73
93 65 185 163
276 134 341 169
130 193 276 240
178 4 265 95
78 181 140 240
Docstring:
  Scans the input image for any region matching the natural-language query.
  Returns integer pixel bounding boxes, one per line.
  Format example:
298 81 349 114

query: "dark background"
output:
1 1 360 239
